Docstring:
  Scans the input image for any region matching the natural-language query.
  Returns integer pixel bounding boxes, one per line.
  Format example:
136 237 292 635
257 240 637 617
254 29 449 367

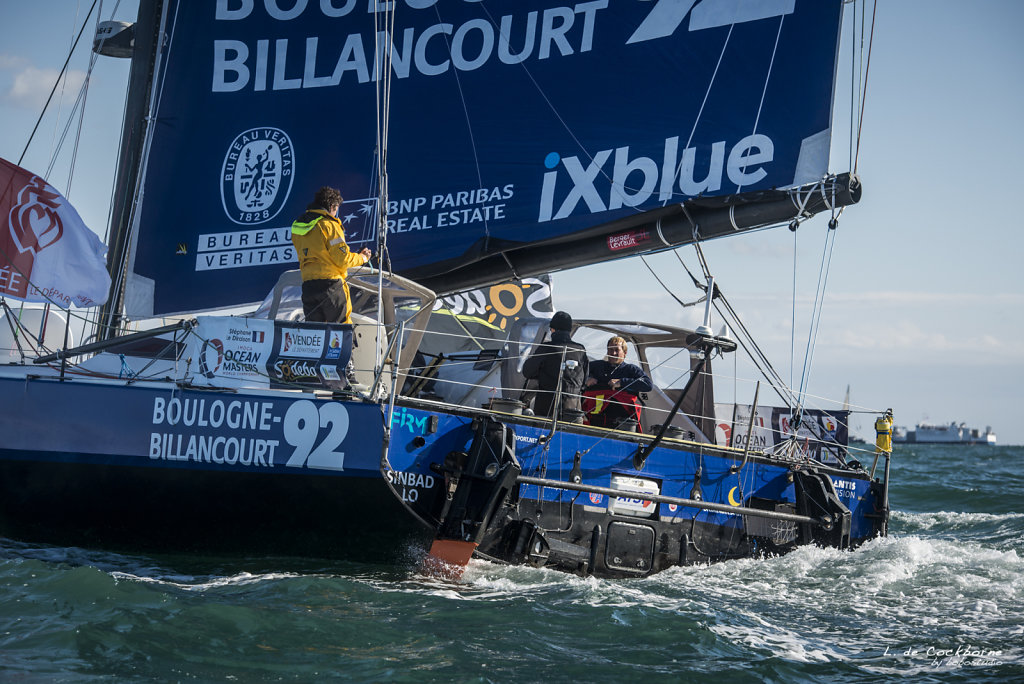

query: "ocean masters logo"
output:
198 338 225 379
221 127 294 225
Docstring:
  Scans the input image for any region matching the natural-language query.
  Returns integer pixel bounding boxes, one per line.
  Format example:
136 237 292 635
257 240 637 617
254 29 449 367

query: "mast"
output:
96 0 164 340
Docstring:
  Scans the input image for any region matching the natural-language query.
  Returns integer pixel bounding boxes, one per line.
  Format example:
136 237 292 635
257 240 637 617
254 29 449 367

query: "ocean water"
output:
1 445 1021 683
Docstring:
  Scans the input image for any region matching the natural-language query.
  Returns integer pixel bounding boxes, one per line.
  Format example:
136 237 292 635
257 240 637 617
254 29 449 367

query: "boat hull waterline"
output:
0 374 887 577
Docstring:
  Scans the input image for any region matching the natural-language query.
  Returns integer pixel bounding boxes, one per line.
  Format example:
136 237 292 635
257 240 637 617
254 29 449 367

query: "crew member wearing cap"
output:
522 311 588 422
290 186 372 323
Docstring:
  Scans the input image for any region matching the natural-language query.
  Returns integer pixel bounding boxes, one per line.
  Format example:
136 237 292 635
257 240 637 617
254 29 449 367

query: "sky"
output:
1 1 1022 444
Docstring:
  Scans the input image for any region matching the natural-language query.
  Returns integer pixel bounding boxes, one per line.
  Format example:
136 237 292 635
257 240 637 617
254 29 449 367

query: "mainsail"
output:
116 0 852 317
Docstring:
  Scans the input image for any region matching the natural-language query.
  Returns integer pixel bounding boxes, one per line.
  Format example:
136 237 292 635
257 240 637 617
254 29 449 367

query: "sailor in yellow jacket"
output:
290 186 372 323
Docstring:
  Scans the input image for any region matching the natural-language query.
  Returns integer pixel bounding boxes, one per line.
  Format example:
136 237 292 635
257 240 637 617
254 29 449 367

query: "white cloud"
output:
0 55 29 69
0 57 87 109
557 279 1024 367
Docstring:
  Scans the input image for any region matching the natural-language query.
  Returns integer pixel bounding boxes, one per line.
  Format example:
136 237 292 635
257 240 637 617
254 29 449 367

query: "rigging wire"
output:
768 0 879 422
17 0 97 166
641 241 800 412
638 255 706 309
853 0 878 176
660 24 735 207
0 1 129 345
713 295 798 409
790 227 797 390
66 1 114 195
46 0 119 193
795 224 839 408
373 1 398 378
101 8 131 256
428 4 490 243
48 2 83 174
740 14 786 194
695 240 797 408
849 0 856 171
64 69 90 195
4 10 124 343
43 79 91 180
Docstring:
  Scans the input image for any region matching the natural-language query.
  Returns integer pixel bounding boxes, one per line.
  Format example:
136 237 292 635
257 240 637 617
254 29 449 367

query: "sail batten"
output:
118 0 849 317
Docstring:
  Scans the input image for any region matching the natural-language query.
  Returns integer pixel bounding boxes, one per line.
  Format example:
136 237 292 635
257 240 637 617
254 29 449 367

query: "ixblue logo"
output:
221 127 294 225
627 0 797 45
537 133 775 222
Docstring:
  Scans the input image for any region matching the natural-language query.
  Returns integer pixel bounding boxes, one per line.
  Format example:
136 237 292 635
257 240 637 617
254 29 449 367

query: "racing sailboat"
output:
0 0 887 578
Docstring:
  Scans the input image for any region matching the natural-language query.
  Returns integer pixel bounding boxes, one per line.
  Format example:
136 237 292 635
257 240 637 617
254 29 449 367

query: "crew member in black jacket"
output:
522 311 588 422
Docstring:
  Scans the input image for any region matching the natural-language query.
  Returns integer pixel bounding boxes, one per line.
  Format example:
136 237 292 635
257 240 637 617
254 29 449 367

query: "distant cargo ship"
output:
893 422 997 445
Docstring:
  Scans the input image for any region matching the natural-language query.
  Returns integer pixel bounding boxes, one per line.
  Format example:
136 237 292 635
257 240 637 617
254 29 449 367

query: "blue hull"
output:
0 375 887 576
389 405 887 577
0 375 430 561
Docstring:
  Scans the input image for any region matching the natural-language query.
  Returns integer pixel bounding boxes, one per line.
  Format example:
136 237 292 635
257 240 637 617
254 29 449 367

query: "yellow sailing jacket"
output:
290 209 366 282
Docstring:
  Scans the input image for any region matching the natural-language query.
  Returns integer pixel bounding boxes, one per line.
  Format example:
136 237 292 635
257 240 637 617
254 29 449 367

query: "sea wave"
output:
893 510 1024 527
109 569 306 591
892 510 1024 552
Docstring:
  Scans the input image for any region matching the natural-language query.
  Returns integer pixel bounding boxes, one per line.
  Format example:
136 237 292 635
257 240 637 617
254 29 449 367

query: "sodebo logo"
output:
537 133 774 222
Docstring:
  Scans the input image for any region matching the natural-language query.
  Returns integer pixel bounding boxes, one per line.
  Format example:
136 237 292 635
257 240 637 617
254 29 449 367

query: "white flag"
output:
1 156 110 308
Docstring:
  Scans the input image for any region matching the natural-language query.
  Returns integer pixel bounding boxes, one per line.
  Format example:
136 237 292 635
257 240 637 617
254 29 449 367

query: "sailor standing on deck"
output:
290 186 372 323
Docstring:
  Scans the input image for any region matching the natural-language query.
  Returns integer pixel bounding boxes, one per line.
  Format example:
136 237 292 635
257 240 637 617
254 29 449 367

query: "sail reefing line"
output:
737 13 786 195
660 24 736 208
838 0 876 219
426 2 493 248
470 0 648 226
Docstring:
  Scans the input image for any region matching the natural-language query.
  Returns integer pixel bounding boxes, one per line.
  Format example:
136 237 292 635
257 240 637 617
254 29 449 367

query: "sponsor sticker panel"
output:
189 318 275 388
268 322 353 390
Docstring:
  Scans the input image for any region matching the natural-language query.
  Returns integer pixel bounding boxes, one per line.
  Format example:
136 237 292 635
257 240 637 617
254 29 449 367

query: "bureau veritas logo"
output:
221 127 294 225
